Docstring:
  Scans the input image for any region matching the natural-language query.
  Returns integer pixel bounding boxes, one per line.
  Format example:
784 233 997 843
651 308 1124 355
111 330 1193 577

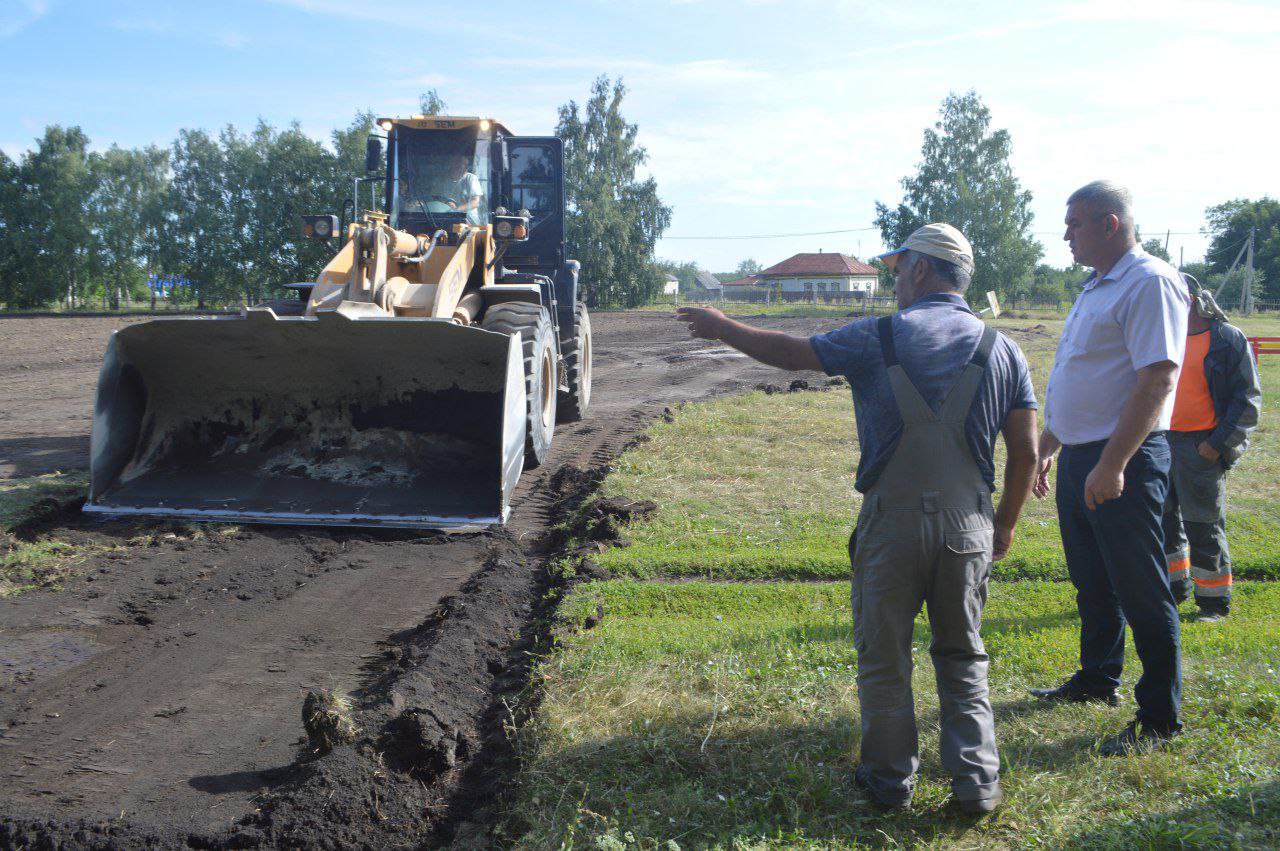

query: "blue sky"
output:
1 0 1275 273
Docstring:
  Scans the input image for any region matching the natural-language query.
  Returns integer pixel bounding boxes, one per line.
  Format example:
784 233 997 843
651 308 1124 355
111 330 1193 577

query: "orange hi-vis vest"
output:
1171 330 1217 432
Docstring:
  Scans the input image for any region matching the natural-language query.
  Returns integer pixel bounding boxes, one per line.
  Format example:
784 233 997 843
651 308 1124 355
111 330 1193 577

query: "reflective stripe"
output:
1194 573 1233 588
1166 556 1190 575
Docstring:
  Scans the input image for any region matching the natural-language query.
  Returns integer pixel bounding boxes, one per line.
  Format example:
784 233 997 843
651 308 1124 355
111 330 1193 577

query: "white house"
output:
662 274 679 296
755 252 879 294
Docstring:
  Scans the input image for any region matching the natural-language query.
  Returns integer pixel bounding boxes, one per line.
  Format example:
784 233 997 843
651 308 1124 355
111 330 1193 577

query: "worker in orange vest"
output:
1161 276 1261 621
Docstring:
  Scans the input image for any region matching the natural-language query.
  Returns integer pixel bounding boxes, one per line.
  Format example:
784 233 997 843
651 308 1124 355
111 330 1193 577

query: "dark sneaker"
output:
1099 720 1180 757
854 763 911 811
955 787 1003 815
1195 609 1227 623
1029 679 1119 706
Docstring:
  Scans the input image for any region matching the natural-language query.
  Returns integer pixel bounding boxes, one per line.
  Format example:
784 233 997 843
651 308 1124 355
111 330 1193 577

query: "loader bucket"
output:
84 308 527 529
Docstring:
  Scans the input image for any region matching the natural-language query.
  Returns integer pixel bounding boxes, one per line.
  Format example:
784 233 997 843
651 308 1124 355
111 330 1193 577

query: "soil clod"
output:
302 689 359 754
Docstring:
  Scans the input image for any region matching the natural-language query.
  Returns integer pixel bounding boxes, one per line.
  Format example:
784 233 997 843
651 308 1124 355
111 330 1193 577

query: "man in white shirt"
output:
1030 181 1189 756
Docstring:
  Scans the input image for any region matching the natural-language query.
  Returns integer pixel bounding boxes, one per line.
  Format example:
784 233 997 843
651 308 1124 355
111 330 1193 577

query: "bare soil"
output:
0 310 847 849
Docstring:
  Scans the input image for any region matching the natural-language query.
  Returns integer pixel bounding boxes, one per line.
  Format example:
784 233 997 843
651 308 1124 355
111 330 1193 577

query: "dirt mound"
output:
753 377 843 395
224 536 540 849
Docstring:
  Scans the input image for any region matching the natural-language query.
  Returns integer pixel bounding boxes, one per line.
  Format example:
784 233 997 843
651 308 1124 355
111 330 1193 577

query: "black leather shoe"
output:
854 763 911 811
1099 720 1180 756
1030 679 1119 706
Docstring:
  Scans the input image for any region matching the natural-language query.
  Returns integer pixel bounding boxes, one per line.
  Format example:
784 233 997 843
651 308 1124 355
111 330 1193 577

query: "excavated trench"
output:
0 311 847 849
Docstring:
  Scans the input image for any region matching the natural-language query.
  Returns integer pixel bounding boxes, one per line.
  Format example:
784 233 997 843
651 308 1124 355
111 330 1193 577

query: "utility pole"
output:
1214 237 1251 302
1242 227 1255 315
1164 229 1171 256
1179 246 1184 270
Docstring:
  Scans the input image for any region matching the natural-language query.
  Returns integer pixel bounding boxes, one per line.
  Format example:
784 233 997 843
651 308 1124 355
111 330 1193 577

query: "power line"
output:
662 226 880 241
1206 231 1252 261
665 226 1208 241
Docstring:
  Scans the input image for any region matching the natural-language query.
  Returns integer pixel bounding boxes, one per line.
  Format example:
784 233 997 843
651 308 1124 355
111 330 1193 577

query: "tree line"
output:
2 85 1272 311
0 80 671 311
0 117 373 310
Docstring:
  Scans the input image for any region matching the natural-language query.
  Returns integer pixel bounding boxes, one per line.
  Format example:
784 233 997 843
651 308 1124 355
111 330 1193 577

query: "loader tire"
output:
482 302 557 467
557 302 592 422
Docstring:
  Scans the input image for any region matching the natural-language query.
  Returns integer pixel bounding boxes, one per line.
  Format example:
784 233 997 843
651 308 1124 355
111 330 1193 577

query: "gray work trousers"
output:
1161 430 1233 612
850 498 999 804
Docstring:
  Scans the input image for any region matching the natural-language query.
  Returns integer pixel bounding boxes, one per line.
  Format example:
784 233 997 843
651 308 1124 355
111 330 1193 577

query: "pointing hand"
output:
676 306 726 340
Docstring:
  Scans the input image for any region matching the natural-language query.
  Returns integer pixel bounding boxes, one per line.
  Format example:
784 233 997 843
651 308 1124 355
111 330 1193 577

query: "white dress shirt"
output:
1046 245 1190 446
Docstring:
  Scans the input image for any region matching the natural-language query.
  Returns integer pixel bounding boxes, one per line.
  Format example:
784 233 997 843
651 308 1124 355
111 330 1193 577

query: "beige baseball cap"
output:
876 222 975 276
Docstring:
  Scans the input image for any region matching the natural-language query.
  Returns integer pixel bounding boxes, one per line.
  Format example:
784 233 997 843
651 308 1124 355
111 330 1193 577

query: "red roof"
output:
759 253 878 277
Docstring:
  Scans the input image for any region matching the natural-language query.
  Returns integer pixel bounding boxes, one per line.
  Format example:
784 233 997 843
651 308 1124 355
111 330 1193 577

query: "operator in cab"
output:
440 153 483 225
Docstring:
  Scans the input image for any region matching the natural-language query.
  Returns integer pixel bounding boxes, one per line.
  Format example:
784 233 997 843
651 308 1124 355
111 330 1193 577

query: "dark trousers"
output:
1056 433 1182 730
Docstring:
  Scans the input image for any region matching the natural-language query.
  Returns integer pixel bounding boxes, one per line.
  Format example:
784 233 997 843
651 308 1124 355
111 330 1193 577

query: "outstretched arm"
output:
676 306 823 372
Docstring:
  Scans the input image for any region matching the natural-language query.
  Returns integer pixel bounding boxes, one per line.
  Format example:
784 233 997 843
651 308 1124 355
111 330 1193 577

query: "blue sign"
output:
147 274 195 297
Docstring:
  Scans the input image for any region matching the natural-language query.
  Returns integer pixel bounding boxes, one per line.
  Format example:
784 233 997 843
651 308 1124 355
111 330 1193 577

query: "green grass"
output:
594 316 1280 582
0 472 90 595
0 471 87 529
502 580 1280 849
497 310 1280 848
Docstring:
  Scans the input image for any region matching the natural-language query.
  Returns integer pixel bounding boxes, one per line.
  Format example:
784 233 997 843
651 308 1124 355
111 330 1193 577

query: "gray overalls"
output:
850 316 1000 805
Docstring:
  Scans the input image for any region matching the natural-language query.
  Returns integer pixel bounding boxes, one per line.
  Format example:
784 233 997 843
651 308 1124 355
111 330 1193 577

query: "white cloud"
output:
109 16 248 50
264 0 542 44
0 0 49 38
477 54 770 87
215 30 248 50
391 73 454 90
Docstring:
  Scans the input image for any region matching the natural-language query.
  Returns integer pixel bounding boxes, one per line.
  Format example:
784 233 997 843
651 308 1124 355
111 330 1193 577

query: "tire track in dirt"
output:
0 310 848 848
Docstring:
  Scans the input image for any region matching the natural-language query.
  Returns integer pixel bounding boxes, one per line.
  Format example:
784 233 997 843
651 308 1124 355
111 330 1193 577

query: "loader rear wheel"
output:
482 302 557 467
557 302 592 423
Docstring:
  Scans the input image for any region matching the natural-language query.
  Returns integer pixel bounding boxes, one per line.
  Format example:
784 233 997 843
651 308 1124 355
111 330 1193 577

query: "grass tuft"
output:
0 472 92 596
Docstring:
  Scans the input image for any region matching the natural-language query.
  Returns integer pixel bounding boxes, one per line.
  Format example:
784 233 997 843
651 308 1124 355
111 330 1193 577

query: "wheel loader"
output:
84 116 593 528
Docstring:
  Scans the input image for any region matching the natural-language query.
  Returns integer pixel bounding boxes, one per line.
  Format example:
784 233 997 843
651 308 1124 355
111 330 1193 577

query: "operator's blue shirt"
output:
810 292 1038 493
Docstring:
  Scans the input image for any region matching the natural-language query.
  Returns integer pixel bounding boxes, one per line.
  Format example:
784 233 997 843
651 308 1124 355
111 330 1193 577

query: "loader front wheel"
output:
557 302 592 422
482 302 557 467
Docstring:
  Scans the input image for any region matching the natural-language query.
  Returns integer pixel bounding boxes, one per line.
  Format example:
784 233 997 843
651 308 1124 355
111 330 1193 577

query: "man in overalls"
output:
677 223 1039 814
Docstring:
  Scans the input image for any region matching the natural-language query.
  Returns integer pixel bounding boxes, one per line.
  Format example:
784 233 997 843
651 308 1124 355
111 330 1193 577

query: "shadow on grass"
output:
1065 780 1279 849
752 603 1080 653
0 435 88 479
508 715 1012 847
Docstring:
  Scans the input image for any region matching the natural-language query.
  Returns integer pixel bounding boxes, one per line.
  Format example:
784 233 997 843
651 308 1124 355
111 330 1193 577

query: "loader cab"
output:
380 116 576 335
381 117 565 267
385 118 502 232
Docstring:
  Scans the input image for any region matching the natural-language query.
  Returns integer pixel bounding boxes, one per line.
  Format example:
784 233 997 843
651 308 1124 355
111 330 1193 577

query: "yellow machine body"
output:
83 114 568 529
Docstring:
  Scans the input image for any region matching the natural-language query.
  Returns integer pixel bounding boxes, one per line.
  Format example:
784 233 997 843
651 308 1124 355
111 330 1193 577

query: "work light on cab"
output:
491 207 530 242
301 214 338 241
